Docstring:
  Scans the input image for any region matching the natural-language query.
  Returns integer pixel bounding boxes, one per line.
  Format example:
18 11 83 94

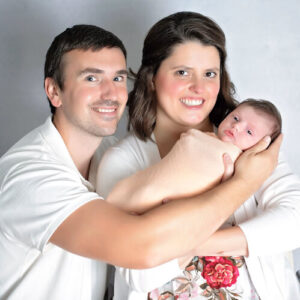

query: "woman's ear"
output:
151 77 155 91
44 77 62 108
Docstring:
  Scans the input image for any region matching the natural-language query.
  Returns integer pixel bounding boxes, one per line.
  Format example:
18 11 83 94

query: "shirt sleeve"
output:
97 142 182 292
0 160 100 251
238 152 300 256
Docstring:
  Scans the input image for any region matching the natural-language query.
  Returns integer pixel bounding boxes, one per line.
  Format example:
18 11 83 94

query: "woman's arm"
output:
238 152 300 255
193 151 300 257
195 226 249 256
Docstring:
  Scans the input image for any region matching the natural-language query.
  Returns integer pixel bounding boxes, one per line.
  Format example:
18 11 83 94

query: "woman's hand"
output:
234 134 283 191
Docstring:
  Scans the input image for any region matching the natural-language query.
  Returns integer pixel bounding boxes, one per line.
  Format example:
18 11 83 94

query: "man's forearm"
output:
106 132 241 213
137 175 255 267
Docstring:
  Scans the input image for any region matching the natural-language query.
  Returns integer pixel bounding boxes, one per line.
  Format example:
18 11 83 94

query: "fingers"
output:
221 153 234 182
245 135 271 155
267 133 283 156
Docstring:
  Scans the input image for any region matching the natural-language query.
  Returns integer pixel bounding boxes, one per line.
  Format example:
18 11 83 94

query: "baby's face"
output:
218 105 274 150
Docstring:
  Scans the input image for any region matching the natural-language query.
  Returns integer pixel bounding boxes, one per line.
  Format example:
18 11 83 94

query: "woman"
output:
97 12 300 299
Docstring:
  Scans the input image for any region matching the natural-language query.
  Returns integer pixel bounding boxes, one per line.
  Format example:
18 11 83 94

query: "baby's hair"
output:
238 98 282 141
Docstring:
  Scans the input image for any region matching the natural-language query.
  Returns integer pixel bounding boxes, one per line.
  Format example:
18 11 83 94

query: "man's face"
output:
53 47 128 138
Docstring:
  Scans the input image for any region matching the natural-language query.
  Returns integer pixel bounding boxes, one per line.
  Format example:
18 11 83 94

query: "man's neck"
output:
53 116 102 179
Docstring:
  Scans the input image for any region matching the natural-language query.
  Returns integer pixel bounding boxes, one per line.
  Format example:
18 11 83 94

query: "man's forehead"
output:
62 47 126 71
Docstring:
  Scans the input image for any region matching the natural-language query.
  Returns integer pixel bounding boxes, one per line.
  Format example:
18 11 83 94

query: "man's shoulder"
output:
0 117 77 186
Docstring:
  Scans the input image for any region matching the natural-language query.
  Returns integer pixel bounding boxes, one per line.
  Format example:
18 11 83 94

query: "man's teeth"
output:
96 108 116 112
180 99 203 106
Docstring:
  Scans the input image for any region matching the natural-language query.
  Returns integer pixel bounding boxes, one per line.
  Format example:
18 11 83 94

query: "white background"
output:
0 0 299 271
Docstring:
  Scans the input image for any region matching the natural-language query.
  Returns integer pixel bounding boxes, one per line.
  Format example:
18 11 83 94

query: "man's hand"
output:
233 134 283 191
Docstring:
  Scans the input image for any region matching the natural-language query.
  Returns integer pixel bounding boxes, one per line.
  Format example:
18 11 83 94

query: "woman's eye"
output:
86 75 97 82
233 116 239 121
247 129 253 135
206 71 217 78
176 70 188 76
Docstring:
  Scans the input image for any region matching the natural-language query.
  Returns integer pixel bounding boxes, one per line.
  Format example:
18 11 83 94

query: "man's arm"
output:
105 130 241 213
50 133 282 269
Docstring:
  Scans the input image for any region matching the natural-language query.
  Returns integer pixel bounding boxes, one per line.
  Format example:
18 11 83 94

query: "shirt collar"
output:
40 117 95 190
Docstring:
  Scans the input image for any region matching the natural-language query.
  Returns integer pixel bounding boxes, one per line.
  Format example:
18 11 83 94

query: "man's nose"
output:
101 79 118 100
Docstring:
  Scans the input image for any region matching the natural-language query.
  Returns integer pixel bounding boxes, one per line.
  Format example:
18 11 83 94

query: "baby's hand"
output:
221 153 234 182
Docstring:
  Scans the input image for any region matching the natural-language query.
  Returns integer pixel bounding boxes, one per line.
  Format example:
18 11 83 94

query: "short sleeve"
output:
0 160 100 251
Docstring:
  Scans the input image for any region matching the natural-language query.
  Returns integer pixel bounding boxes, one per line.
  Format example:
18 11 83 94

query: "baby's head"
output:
218 98 282 150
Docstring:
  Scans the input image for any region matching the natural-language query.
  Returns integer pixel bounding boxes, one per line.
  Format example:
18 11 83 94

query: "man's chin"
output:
96 127 117 137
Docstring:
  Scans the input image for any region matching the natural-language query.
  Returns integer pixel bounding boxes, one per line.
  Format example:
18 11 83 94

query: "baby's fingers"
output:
221 153 234 182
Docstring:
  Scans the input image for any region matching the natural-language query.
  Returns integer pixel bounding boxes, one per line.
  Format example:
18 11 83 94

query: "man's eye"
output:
86 75 96 82
206 71 217 78
176 70 188 76
113 76 124 82
247 130 253 135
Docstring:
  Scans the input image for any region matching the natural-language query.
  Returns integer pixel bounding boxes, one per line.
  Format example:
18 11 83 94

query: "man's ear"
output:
44 77 62 108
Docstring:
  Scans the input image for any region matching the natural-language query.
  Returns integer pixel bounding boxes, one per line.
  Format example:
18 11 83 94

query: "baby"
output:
218 98 281 151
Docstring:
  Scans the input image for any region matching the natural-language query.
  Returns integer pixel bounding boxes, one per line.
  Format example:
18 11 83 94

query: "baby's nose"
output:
233 122 245 132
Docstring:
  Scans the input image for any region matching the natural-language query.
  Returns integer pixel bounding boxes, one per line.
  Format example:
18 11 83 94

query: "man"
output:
0 25 281 299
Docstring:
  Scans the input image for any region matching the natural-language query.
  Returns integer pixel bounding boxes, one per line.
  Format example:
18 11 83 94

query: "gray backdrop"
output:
1 0 300 270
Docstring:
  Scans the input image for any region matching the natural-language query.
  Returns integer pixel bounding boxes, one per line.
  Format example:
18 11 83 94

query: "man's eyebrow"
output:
78 68 128 76
116 69 128 75
78 68 104 76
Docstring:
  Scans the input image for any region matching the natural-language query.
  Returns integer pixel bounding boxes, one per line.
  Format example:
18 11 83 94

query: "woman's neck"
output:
154 118 214 158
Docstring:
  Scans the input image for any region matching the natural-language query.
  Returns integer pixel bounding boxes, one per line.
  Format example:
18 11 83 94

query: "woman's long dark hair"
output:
128 11 237 140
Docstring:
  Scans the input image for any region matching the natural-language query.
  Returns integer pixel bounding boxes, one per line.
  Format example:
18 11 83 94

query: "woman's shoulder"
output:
105 132 159 165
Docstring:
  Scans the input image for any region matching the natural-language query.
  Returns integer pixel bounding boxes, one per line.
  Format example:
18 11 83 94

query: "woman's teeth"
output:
180 98 203 106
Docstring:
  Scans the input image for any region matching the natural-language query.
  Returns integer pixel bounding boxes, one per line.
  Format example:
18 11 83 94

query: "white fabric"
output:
96 134 182 299
97 132 300 300
0 117 111 300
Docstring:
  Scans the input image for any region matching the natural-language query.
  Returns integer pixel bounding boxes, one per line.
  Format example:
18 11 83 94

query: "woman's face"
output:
153 41 220 132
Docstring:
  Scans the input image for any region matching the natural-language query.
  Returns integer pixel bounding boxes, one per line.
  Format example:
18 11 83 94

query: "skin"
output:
154 41 220 157
218 104 276 150
47 47 281 269
105 41 277 263
45 48 128 178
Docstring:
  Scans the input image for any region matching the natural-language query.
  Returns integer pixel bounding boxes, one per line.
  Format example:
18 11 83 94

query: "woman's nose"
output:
189 77 205 93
